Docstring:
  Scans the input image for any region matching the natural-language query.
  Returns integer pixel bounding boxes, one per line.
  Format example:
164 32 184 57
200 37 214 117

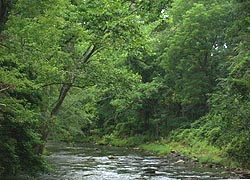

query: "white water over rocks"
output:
37 142 240 180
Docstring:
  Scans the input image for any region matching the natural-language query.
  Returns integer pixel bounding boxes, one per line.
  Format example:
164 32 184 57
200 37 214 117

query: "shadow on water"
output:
2 142 243 180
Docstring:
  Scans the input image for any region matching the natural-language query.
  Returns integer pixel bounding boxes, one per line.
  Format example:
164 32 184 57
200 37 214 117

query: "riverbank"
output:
39 142 243 179
88 134 250 176
140 140 233 168
140 141 250 179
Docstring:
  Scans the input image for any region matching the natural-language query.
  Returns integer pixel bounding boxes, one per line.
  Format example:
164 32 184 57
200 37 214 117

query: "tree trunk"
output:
0 0 13 32
37 44 97 154
50 83 72 117
38 79 74 154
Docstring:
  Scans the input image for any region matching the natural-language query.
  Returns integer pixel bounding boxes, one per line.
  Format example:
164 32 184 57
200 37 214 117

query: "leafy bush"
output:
0 97 47 175
225 133 250 168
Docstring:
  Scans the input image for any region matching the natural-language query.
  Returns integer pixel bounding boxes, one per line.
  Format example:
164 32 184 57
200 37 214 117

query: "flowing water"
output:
34 142 242 180
1 142 244 180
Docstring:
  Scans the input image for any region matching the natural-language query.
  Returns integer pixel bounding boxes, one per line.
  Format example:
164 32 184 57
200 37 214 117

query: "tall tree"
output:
159 0 231 121
0 0 148 174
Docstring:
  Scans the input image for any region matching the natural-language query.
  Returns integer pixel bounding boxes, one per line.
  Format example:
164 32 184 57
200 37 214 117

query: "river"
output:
33 142 242 180
1 142 243 180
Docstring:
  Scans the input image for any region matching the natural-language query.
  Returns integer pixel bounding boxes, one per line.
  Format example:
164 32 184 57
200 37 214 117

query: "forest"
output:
0 0 249 176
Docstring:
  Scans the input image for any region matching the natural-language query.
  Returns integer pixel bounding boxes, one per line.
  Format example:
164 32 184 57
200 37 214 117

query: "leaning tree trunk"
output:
37 44 98 154
38 79 74 154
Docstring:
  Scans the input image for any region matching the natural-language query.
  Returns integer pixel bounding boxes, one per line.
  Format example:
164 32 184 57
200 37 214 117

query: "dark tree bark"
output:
0 0 13 32
50 83 73 117
0 0 7 22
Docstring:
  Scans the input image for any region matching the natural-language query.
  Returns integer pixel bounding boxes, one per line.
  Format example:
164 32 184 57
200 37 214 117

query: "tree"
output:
159 0 231 121
0 0 148 175
203 0 250 167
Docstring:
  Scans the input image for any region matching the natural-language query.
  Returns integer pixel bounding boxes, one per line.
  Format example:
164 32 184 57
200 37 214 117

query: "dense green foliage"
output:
0 0 249 176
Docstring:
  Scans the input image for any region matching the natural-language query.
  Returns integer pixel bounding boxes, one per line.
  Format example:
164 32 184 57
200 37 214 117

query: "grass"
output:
139 138 239 168
96 134 148 147
85 131 240 169
139 143 172 155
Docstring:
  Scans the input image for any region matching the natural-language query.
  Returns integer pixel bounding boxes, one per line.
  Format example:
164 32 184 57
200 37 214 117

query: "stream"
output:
34 142 243 180
1 142 244 180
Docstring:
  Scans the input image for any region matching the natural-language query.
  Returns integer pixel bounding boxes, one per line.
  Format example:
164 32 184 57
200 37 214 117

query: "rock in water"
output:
108 155 116 159
142 167 158 174
176 159 185 164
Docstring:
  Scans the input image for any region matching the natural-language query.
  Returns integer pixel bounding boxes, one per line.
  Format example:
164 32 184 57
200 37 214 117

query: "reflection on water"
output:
36 142 240 180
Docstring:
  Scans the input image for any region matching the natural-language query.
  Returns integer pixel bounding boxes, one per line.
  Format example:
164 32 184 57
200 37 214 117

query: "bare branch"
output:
0 83 16 93
0 86 9 93
41 82 90 89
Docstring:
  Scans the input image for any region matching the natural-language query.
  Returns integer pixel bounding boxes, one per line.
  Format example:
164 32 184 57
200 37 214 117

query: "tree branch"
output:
48 41 99 117
0 86 9 93
41 82 71 87
50 76 75 117
41 82 89 89
0 83 16 93
50 83 71 117
81 44 97 64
